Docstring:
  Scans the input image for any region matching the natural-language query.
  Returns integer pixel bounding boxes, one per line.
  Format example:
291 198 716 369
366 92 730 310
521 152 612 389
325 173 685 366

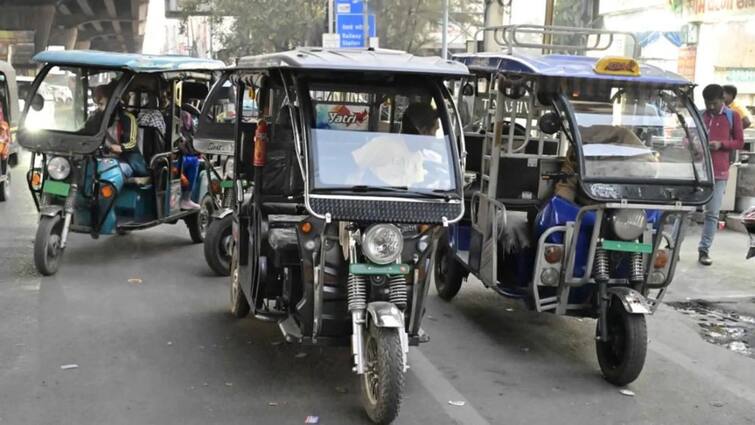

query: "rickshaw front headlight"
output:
47 157 71 181
362 224 403 265
610 209 647 241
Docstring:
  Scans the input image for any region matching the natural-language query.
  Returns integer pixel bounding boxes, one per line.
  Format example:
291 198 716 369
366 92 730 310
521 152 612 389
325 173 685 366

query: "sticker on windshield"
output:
315 103 369 131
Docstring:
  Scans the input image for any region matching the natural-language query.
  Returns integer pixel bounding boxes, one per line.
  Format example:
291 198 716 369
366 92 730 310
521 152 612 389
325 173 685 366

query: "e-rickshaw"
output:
199 48 467 423
194 77 247 276
0 60 20 201
434 26 715 385
17 50 224 275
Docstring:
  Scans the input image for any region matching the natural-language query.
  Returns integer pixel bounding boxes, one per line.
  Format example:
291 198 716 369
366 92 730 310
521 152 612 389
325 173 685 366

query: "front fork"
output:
59 184 78 249
348 235 369 374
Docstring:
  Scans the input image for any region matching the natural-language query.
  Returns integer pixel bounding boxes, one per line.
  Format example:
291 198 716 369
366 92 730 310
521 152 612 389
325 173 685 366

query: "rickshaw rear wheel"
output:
185 195 213 243
34 215 64 276
434 233 465 301
360 324 404 425
596 299 647 386
204 215 233 276
229 246 250 318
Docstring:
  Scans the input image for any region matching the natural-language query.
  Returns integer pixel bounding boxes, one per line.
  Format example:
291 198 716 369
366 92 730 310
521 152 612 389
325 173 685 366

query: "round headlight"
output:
362 224 403 265
611 209 647 241
47 157 71 180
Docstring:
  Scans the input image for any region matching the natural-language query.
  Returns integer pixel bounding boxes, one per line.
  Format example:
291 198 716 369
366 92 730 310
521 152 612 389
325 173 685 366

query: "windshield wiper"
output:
321 185 459 200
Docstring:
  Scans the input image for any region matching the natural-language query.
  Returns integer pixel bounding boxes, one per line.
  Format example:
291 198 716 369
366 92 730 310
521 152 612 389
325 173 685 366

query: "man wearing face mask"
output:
91 83 148 178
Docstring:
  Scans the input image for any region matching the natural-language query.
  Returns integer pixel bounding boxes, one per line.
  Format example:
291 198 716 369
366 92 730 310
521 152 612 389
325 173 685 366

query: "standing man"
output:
698 84 745 265
723 85 752 129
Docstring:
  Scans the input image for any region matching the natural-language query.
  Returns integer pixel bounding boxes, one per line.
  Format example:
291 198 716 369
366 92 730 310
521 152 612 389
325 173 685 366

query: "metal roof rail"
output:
469 24 641 59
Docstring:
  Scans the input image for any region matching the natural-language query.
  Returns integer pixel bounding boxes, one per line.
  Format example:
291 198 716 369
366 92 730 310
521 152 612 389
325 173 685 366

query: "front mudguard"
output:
212 207 233 221
366 301 405 328
39 205 64 218
606 287 651 315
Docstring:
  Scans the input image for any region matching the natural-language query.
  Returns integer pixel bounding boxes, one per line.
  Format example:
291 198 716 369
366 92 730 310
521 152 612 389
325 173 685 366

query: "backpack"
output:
723 107 735 138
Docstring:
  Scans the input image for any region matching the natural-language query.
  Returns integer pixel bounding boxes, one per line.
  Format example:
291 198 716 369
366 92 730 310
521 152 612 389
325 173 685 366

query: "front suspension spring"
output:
388 275 408 310
629 252 644 283
593 247 610 282
347 273 367 312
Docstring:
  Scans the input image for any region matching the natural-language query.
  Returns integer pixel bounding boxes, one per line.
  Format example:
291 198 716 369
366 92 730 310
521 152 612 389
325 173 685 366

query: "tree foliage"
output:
179 0 482 59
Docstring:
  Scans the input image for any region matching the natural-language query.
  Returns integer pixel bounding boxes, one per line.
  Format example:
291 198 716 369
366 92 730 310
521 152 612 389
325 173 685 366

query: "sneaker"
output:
698 251 713 266
180 199 200 210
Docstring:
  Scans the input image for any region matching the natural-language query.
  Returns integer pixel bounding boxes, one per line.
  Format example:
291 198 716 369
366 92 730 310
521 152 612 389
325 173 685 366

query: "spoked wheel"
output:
360 325 405 425
0 169 10 202
185 195 214 243
229 243 250 318
204 214 233 276
433 233 465 301
34 215 64 276
596 299 648 386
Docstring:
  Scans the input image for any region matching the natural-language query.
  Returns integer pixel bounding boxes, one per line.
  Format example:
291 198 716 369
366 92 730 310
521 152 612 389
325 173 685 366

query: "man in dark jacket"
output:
698 84 745 265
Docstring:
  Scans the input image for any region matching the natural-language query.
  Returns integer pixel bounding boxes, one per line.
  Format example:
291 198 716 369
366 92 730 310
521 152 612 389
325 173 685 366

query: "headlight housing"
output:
610 209 647 241
362 224 403 265
47 156 71 181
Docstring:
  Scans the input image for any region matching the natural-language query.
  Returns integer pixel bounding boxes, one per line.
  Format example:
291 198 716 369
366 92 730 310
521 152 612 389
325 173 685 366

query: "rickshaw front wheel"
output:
0 164 9 202
360 324 405 425
204 215 233 276
229 247 250 318
434 233 465 301
34 215 64 276
185 195 213 243
596 299 647 386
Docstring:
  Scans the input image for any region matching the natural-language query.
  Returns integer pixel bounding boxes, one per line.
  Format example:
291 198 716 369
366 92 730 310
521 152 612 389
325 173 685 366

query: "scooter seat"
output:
125 176 152 186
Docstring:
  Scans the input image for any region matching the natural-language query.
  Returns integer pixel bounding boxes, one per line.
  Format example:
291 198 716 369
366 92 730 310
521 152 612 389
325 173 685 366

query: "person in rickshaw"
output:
91 83 148 178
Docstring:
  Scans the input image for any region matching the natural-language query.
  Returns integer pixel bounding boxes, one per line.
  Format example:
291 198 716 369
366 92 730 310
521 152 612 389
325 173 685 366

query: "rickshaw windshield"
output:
307 81 456 192
570 87 709 183
24 66 123 134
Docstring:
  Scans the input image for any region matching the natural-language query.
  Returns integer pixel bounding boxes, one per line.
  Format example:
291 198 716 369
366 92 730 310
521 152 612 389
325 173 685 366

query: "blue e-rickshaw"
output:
435 25 714 385
17 50 224 275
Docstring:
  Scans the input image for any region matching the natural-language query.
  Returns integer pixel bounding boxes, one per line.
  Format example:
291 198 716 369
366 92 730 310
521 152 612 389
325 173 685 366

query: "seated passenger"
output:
93 84 148 178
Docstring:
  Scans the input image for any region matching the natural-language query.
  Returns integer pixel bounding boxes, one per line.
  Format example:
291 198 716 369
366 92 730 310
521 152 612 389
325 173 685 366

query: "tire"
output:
434 233 465 301
0 173 9 202
596 299 648 386
185 195 214 243
229 245 250 318
34 215 64 276
360 325 405 425
204 214 233 276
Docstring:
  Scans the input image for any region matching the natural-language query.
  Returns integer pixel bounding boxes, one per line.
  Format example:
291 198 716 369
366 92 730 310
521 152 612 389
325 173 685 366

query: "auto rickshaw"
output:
17 50 224 275
434 25 715 385
198 48 467 423
0 60 20 201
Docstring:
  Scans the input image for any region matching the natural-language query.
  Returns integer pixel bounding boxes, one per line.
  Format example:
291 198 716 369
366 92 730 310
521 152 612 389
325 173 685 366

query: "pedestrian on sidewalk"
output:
723 85 752 129
698 84 745 265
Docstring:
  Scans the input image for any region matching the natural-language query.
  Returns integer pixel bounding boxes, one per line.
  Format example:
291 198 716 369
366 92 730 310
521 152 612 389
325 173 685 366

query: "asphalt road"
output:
1 152 754 425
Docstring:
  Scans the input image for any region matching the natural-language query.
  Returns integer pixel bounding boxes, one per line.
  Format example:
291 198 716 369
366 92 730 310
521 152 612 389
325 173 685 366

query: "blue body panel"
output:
75 159 124 234
32 50 225 73
453 53 691 86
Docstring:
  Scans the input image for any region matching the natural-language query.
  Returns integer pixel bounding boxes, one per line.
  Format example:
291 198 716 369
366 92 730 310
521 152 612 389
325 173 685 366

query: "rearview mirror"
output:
31 93 44 111
538 112 561 135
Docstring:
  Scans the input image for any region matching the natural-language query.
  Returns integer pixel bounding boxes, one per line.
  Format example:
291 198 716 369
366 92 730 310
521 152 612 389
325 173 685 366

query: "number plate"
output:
42 180 70 197
602 240 653 254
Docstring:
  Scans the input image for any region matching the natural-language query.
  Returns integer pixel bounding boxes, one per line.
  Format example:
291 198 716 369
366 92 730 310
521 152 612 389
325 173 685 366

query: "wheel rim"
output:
199 200 212 239
47 234 61 259
221 234 233 262
435 247 448 287
363 332 380 406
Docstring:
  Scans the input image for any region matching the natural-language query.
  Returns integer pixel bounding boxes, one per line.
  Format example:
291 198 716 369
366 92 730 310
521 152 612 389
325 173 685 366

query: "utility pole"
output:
328 0 334 33
363 0 369 48
441 0 449 58
543 0 554 51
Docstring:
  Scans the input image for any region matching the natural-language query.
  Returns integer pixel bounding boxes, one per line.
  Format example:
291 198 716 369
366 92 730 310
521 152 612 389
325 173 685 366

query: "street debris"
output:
668 300 755 359
271 340 283 346
268 402 279 407
335 386 348 394
710 401 726 408
167 341 173 346
60 364 78 370
295 352 307 358
619 389 635 397
224 382 233 387
304 416 320 424
520 347 530 353
448 400 466 406
505 308 514 312
128 278 142 285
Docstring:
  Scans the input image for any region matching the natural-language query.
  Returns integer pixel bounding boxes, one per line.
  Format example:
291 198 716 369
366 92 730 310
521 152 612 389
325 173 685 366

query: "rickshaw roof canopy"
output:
453 53 690 86
236 48 469 77
32 50 226 73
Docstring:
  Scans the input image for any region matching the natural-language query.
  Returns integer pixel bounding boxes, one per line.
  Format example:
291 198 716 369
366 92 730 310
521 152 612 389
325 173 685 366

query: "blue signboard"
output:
336 13 376 48
335 0 363 14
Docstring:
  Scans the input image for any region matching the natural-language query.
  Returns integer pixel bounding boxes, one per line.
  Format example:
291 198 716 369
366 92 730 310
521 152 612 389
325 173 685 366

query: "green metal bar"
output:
220 179 234 188
349 263 412 275
601 239 653 254
42 180 70 197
